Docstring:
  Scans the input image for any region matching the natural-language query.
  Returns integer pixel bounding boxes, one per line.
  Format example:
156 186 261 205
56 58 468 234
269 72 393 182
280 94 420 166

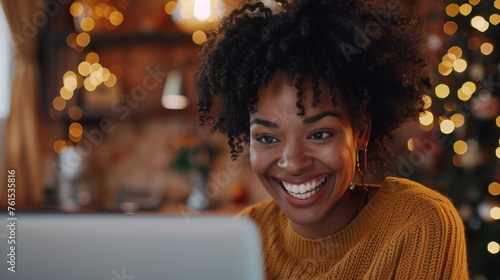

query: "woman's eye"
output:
255 135 279 144
309 131 332 140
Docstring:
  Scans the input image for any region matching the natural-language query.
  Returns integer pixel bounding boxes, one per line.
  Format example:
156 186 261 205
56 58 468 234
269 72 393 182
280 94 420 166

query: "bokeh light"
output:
76 32 91 47
454 140 468 155
487 242 500 254
419 111 434 126
459 4 472 16
440 119 455 134
192 30 207 45
491 207 500 220
451 113 465 128
53 140 68 154
480 42 494 55
435 84 450 98
489 182 500 196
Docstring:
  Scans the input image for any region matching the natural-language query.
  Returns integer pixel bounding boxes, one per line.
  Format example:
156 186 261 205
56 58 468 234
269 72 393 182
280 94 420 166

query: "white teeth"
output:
281 176 327 200
298 185 306 194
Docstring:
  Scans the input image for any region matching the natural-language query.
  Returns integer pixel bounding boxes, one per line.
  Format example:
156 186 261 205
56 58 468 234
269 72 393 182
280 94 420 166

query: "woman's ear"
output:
356 116 371 150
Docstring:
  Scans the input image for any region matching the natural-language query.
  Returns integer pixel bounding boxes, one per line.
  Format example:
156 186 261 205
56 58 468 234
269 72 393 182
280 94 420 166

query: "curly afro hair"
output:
194 0 433 172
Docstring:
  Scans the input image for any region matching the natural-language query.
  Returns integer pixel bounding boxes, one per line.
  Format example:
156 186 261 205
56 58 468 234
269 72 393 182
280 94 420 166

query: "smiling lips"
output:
281 176 327 200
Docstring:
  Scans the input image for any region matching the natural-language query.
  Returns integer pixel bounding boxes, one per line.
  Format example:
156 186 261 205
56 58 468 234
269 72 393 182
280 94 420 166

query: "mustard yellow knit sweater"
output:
239 177 469 279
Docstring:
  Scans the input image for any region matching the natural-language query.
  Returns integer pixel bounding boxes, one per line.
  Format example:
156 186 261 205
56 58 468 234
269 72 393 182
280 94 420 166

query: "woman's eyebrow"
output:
249 118 279 128
303 111 341 124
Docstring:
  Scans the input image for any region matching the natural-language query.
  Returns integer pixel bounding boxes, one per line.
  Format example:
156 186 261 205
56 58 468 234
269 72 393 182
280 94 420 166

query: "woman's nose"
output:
277 141 313 174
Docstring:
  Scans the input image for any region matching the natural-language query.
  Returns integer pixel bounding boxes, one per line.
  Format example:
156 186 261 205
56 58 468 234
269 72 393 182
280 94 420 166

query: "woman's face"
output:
249 73 370 236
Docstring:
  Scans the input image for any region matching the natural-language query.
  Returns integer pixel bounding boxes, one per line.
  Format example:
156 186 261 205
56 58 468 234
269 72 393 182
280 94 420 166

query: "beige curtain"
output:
1 0 45 206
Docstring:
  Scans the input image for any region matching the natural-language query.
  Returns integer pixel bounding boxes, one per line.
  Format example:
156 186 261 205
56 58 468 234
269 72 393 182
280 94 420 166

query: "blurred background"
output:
0 0 498 278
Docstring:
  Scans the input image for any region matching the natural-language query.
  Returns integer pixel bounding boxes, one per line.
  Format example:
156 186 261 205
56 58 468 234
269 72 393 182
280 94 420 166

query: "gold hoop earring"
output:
356 149 367 177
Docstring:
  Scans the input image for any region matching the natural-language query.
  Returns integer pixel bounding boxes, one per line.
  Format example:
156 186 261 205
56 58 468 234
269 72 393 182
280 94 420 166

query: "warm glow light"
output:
471 16 489 32
442 53 457 63
76 32 91 47
446 3 460 17
451 114 465 128
86 52 100 64
422 95 432 109
459 4 472 16
162 95 189 110
69 106 83 120
53 140 68 154
443 21 458 35
80 17 95 32
495 0 500 9
496 116 500 127
496 147 500 159
469 0 480 5
438 62 453 76
66 33 77 48
448 46 463 58
440 119 455 134
488 242 500 254
90 71 104 86
53 96 66 111
491 207 500 220
452 155 463 167
103 73 117 87
70 2 85 17
419 111 434 126
453 59 467 73
69 123 83 142
407 138 414 151
468 37 481 50
192 30 207 45
173 0 225 33
490 14 500 25
78 61 91 76
435 84 450 98
480 43 494 55
60 87 74 100
63 76 78 91
109 11 124 26
194 0 211 21
102 68 111 81
462 81 476 95
458 89 472 101
84 77 97 91
90 63 103 73
165 1 177 15
454 140 468 155
489 182 500 196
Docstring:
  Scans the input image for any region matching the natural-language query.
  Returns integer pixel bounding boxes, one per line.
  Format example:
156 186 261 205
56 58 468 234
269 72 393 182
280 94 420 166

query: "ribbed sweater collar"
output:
281 177 397 260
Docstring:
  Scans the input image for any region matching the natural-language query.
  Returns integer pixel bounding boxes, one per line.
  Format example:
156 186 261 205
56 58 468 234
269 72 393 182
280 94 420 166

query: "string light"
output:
487 242 500 254
440 119 455 134
459 4 472 16
435 84 450 98
446 3 460 17
419 111 434 126
480 42 494 55
489 182 500 196
454 140 468 155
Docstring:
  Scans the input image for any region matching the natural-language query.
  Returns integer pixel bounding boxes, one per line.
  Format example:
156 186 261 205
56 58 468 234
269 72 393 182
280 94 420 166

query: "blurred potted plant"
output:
171 133 220 210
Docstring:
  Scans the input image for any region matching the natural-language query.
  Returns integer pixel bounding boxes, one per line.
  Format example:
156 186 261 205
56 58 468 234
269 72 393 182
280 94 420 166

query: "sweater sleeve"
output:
390 198 469 279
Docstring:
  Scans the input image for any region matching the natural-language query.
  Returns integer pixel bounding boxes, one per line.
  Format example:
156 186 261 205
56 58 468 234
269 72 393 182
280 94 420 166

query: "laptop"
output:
0 214 264 280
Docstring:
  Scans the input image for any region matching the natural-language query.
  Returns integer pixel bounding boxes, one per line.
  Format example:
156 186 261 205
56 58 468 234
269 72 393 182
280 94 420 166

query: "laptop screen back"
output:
0 214 264 280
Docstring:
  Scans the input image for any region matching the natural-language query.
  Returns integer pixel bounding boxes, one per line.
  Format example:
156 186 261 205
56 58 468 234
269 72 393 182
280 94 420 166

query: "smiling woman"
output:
194 0 469 279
